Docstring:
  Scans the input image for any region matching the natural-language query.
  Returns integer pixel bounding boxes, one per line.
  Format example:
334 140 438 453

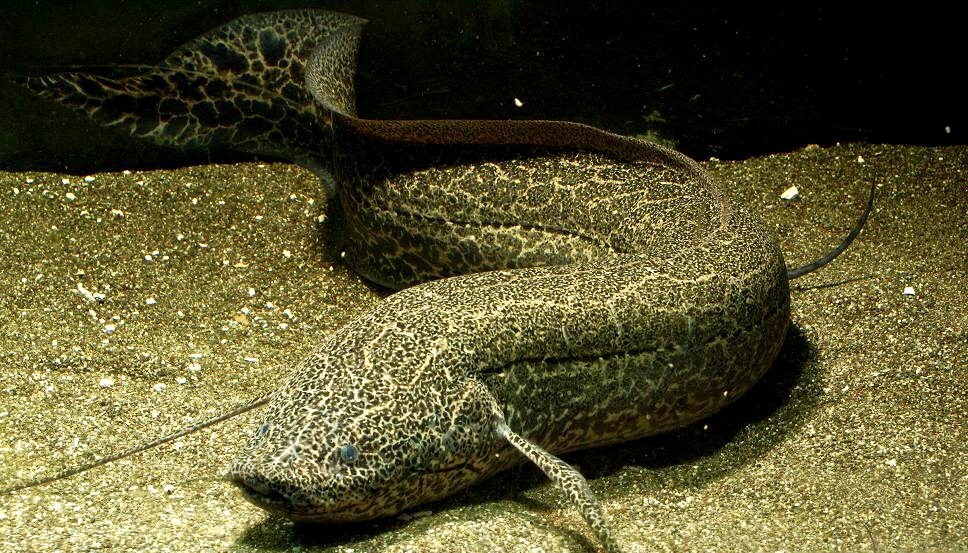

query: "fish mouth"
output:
228 471 296 517
227 470 371 523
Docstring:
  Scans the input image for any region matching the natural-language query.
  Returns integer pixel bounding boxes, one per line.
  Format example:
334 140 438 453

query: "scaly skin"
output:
19 10 797 552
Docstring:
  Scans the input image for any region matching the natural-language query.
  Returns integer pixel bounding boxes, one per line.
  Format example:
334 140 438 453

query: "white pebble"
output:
152 383 167 392
84 175 96 182
247 287 256 297
103 324 116 334
187 362 202 372
243 357 259 363
65 192 76 201
61 178 70 185
176 376 187 385
282 249 292 258
780 186 800 201
99 378 114 388
146 297 156 305
903 286 915 296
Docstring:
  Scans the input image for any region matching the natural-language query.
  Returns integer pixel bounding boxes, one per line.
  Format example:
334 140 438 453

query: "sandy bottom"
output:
0 143 964 552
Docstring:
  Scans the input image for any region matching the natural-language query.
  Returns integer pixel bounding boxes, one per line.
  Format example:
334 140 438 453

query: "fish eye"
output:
339 443 359 464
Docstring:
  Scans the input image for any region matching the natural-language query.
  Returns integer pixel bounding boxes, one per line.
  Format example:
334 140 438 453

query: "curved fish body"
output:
234 116 790 528
19 9 801 552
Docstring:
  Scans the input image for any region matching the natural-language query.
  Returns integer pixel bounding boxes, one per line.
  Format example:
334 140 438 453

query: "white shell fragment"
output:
903 286 916 296
780 186 801 201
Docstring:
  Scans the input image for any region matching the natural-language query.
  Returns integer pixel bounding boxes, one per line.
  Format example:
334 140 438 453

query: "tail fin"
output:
16 10 366 162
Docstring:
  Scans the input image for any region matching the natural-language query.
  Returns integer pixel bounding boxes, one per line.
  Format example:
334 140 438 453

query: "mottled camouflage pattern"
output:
19 10 792 553
18 10 364 164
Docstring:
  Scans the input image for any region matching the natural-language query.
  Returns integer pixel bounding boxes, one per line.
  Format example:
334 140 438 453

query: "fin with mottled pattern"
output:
16 10 366 164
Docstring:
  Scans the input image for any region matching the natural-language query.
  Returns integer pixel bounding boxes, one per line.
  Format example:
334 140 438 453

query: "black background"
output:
1 1 962 172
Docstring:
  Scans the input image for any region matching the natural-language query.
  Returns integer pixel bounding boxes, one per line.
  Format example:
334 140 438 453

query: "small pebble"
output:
780 186 800 201
903 286 916 296
99 378 114 388
83 175 96 183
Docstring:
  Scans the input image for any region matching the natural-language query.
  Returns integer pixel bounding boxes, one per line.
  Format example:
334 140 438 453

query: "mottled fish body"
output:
10 10 875 553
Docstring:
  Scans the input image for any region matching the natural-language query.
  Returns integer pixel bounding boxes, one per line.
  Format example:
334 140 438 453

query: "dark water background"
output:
0 1 962 172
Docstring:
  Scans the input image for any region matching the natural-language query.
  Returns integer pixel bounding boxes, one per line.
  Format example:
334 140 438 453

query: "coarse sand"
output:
0 143 964 552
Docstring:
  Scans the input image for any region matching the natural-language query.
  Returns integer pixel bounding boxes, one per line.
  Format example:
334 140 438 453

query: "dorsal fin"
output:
16 9 366 162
